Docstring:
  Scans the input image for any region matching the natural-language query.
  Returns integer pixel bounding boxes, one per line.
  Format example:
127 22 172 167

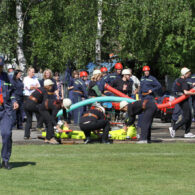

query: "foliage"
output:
0 0 194 76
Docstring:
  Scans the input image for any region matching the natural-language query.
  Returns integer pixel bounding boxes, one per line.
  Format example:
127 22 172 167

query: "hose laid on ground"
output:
56 96 136 117
104 83 195 109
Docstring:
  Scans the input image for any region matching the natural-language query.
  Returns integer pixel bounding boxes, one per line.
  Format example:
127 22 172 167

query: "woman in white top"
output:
23 67 40 100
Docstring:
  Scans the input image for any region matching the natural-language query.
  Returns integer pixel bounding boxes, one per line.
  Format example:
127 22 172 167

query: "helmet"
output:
93 69 101 75
142 66 150 71
44 79 54 86
120 101 128 110
114 63 123 70
7 64 13 69
0 56 4 66
181 67 190 76
100 67 108 73
122 69 131 75
80 71 88 77
63 98 72 109
57 120 64 127
96 105 105 114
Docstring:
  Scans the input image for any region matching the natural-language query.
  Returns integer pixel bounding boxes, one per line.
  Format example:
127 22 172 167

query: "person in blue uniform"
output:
0 56 19 170
72 71 88 125
10 70 24 129
169 67 195 138
99 62 123 95
139 66 162 100
67 70 79 123
120 99 157 143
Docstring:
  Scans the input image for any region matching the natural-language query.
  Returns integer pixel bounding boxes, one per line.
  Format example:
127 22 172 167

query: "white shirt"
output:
130 75 140 92
23 76 40 96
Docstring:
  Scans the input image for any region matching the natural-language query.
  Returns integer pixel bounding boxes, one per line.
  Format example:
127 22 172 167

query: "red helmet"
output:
114 63 123 70
80 71 88 77
100 67 108 73
142 66 150 72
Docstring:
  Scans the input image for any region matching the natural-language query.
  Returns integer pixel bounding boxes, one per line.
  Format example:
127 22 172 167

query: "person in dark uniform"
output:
112 69 133 97
79 104 111 144
24 79 54 139
88 70 102 97
0 56 19 170
10 70 24 129
98 63 123 96
169 67 195 138
120 100 157 143
139 66 162 100
39 98 72 144
72 71 88 125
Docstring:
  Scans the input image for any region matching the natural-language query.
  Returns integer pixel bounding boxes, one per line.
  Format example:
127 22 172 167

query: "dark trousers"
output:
79 120 110 141
39 109 55 140
16 99 24 128
0 108 14 162
173 100 192 134
24 100 43 138
140 101 157 141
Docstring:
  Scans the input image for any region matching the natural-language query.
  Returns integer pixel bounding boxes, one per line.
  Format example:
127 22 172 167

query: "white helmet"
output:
93 69 101 75
120 101 128 110
44 79 54 86
181 67 190 76
63 98 72 109
122 69 131 75
57 120 64 127
96 105 105 114
7 64 13 69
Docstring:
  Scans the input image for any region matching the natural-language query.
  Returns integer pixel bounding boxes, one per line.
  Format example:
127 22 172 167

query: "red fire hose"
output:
104 83 195 109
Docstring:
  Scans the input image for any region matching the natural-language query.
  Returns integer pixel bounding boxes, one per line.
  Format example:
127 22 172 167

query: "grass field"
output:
0 143 195 195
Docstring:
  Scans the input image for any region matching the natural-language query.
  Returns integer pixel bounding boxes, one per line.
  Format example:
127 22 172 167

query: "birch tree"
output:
95 0 103 65
16 0 26 71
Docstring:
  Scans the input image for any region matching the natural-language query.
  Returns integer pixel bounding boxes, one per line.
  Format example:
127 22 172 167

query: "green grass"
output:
0 143 195 195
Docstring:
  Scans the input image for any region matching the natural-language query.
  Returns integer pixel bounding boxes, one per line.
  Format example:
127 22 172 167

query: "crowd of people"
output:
0 55 195 169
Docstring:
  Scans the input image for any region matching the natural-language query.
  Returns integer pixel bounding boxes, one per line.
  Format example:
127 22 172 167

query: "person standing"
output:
0 56 19 169
120 100 157 143
40 69 58 99
24 79 54 139
10 70 24 129
169 67 195 138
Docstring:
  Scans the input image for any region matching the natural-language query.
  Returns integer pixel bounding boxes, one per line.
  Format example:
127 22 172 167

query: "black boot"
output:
1 161 12 170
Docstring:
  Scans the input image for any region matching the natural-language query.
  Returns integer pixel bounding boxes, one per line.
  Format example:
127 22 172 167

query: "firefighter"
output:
24 79 54 139
100 67 108 77
0 56 18 169
88 70 102 97
169 67 195 138
140 66 162 100
72 71 88 125
112 69 133 97
99 62 123 95
120 99 157 143
39 98 72 144
79 104 111 144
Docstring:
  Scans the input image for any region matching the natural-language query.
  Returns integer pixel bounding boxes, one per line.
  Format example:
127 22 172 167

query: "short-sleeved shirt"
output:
23 76 40 96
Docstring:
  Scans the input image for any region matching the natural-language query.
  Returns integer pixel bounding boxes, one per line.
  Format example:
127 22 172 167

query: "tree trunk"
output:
95 0 103 65
16 0 26 71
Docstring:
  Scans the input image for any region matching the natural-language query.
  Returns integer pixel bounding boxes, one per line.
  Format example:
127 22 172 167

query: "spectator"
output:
54 72 64 100
128 68 140 97
40 69 58 99
11 70 24 129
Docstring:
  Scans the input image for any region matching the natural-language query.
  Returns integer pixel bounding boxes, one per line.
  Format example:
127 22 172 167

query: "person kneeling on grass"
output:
79 104 111 144
120 100 157 144
39 98 72 144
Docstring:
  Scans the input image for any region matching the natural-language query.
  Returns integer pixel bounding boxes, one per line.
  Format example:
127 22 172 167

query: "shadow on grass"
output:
10 162 36 168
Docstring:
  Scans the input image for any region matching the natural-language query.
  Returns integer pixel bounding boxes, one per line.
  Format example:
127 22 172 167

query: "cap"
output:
62 98 72 109
181 67 190 76
122 69 131 75
120 101 128 110
93 69 101 75
44 79 54 86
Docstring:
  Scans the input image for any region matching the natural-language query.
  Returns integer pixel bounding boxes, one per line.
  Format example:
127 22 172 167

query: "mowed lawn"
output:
0 143 195 195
